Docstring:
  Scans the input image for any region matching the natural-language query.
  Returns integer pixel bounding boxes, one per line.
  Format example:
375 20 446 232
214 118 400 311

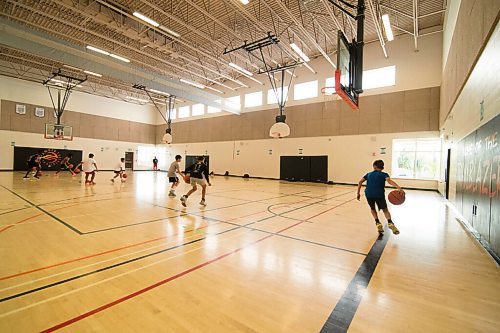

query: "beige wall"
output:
1 99 156 144
161 131 439 190
159 87 440 144
440 0 500 125
438 21 500 200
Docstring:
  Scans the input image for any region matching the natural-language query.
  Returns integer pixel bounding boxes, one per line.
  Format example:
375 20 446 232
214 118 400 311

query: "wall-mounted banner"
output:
15 104 26 115
13 147 83 171
35 107 45 118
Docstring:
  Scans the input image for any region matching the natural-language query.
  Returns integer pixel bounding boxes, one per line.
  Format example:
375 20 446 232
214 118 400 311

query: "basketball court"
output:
0 0 499 332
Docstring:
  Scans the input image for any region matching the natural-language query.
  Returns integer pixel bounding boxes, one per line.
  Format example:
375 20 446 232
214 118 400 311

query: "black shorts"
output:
114 171 122 174
27 162 38 169
367 197 387 211
169 177 179 183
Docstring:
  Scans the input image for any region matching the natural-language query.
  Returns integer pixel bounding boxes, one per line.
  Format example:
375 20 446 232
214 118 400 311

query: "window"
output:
392 139 441 180
363 65 396 90
267 87 289 104
294 80 318 100
178 105 190 118
244 91 263 108
168 108 176 120
191 103 205 116
208 99 222 113
324 77 336 95
225 96 241 108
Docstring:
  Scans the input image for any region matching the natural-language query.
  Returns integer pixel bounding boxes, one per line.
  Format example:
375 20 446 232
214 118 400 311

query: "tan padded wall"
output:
157 87 440 144
0 99 155 144
441 1 500 125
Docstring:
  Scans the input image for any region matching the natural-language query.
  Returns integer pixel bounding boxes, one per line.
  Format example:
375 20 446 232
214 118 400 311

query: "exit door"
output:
125 152 134 170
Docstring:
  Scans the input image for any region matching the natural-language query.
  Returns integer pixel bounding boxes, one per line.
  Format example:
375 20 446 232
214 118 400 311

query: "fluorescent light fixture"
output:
382 14 394 41
290 43 310 62
149 88 170 96
86 45 110 55
180 78 205 89
109 53 130 63
229 62 253 76
50 79 82 88
133 11 159 27
83 70 102 77
205 85 224 94
240 0 249 4
159 26 180 38
63 64 82 71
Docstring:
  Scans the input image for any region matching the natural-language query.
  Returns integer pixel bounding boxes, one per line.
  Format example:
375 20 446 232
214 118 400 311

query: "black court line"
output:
320 226 391 333
0 185 82 235
1 194 359 303
0 206 32 216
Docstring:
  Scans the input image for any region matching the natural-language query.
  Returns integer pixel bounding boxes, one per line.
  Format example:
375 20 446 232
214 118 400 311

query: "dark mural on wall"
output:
13 147 83 171
456 114 499 258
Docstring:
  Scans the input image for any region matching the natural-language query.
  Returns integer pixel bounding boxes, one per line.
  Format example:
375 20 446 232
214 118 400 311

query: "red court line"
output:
305 197 357 221
0 210 269 282
40 220 304 333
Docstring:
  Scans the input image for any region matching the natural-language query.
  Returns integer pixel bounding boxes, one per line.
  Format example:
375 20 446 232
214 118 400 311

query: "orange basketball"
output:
74 168 81 174
122 173 128 179
184 174 191 184
388 190 405 205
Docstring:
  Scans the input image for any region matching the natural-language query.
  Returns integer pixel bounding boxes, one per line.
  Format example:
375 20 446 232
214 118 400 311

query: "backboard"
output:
335 30 360 110
45 123 73 141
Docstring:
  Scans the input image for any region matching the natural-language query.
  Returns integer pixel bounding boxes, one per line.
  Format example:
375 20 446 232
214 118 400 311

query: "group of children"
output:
24 151 402 235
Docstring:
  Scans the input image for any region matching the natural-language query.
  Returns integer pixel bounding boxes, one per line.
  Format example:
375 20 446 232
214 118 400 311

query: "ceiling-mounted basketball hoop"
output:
133 84 176 144
224 33 302 138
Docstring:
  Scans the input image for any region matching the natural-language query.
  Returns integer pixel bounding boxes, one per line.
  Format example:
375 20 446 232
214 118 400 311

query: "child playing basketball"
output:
111 157 125 182
357 160 404 235
55 153 75 176
75 153 99 185
180 156 211 207
23 152 42 179
167 155 183 197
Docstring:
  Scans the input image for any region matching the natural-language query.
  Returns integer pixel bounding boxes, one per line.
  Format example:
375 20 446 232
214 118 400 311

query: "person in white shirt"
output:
111 157 125 183
75 153 98 185
167 155 183 197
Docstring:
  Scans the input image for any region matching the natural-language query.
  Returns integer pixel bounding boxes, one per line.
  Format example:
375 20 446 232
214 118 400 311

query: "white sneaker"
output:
200 199 206 206
180 195 187 207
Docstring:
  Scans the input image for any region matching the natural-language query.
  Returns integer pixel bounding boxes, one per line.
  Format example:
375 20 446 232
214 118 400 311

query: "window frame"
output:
391 138 441 180
244 91 263 108
293 80 318 100
177 105 190 118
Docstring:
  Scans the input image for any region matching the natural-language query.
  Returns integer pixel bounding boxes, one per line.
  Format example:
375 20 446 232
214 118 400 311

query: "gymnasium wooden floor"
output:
0 171 499 332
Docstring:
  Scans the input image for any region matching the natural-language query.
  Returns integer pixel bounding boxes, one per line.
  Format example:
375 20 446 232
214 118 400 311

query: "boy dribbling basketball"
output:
180 156 211 207
55 153 75 176
76 153 99 185
357 160 404 235
111 157 125 182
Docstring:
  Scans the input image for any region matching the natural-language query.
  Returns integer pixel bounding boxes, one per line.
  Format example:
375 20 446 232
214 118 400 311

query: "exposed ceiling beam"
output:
0 18 240 114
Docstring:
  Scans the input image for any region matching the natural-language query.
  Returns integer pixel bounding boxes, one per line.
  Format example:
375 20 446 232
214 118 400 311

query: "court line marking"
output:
0 210 267 282
0 185 82 235
320 226 391 333
37 221 307 332
82 190 313 234
0 225 255 318
0 221 221 297
0 195 358 306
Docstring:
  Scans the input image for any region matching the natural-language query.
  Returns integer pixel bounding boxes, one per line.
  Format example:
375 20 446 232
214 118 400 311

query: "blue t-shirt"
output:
363 170 389 198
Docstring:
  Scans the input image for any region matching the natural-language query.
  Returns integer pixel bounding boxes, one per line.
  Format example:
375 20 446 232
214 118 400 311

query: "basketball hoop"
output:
45 124 73 141
162 133 173 144
270 122 290 138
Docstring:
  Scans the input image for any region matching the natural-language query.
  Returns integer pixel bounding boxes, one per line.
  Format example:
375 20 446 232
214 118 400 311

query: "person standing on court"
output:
23 151 42 179
356 160 404 235
76 153 99 185
152 156 158 170
167 155 183 197
180 156 211 206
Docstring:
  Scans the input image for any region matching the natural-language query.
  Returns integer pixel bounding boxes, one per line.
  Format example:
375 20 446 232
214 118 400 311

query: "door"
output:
310 156 328 183
125 152 134 170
